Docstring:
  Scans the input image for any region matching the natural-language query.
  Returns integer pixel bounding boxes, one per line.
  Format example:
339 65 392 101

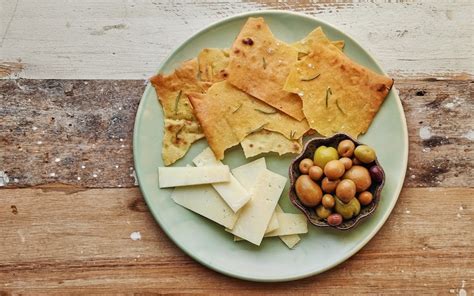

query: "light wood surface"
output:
0 0 472 294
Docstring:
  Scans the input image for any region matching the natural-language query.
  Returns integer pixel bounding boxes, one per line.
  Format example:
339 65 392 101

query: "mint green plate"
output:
133 11 408 282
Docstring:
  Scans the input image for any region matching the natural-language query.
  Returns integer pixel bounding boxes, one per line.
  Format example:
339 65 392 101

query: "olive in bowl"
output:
288 133 385 230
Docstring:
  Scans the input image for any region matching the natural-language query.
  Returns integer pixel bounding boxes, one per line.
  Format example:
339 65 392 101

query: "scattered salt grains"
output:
463 130 474 141
115 165 119 168
81 165 86 169
119 107 123 110
14 178 19 183
77 176 81 180
121 144 125 148
267 48 274 54
419 126 432 140
54 158 61 162
298 92 304 97
405 210 411 214
37 141 42 145
32 126 38 131
445 102 455 108
459 206 464 211
92 174 98 178
457 213 461 218
410 175 416 179
49 172 56 177
130 231 141 241
119 138 124 142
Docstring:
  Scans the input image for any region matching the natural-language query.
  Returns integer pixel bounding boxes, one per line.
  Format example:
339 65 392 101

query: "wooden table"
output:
1 1 472 294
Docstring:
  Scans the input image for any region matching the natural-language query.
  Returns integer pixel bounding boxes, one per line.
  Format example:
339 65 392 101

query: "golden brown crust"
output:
284 30 393 138
226 17 305 121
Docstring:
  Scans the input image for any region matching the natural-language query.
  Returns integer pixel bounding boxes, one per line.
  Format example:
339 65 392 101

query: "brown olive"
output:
299 158 314 174
327 213 343 226
322 194 335 209
339 157 353 170
316 205 332 219
321 177 340 193
335 179 356 203
358 191 374 206
343 165 371 192
295 175 322 207
308 165 323 181
324 160 345 180
337 139 355 158
352 157 362 165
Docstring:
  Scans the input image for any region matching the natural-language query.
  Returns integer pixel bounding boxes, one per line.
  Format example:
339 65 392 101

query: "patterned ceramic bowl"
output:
289 133 385 230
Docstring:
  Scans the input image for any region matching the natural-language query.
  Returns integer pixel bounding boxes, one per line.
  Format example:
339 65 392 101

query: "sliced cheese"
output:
158 166 230 188
230 158 278 234
265 212 307 237
171 185 239 229
193 148 251 212
275 205 301 249
231 158 267 189
266 212 280 233
230 169 287 246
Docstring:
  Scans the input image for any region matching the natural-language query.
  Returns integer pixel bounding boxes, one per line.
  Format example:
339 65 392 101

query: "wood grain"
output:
0 187 472 294
0 1 472 79
1 79 472 188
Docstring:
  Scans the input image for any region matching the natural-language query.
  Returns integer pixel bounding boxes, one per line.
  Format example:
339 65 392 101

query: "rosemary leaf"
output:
336 99 346 115
262 57 267 69
174 90 182 114
254 108 277 115
298 51 309 60
249 123 267 134
232 104 242 113
325 87 332 108
301 73 320 81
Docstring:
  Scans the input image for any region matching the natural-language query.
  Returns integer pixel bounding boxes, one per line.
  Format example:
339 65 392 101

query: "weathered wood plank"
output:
0 187 472 293
0 1 472 79
1 79 472 188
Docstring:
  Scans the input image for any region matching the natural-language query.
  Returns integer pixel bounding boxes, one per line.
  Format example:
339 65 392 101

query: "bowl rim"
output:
288 133 386 230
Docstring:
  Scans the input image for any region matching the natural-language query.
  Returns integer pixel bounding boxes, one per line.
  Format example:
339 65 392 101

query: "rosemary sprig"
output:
325 87 332 108
232 104 242 113
290 130 296 140
301 73 320 81
262 57 267 69
254 108 277 114
174 90 182 114
336 99 346 115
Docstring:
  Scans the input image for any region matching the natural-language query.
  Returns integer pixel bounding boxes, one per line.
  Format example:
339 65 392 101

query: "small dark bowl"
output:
289 133 385 230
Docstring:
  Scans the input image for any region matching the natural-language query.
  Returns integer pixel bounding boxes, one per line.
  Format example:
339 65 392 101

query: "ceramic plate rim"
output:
133 10 409 282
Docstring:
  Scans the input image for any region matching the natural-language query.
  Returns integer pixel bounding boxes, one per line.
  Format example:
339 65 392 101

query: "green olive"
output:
298 158 314 174
295 175 322 207
343 165 372 192
358 191 374 206
334 197 361 220
316 205 332 219
354 145 377 164
322 194 335 209
335 179 356 203
313 146 339 169
308 165 323 181
323 160 345 180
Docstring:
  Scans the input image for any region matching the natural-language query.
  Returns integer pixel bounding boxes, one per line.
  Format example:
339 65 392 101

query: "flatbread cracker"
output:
241 130 303 158
292 27 345 57
149 58 207 165
188 81 309 159
197 48 230 82
284 36 393 138
226 17 305 121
